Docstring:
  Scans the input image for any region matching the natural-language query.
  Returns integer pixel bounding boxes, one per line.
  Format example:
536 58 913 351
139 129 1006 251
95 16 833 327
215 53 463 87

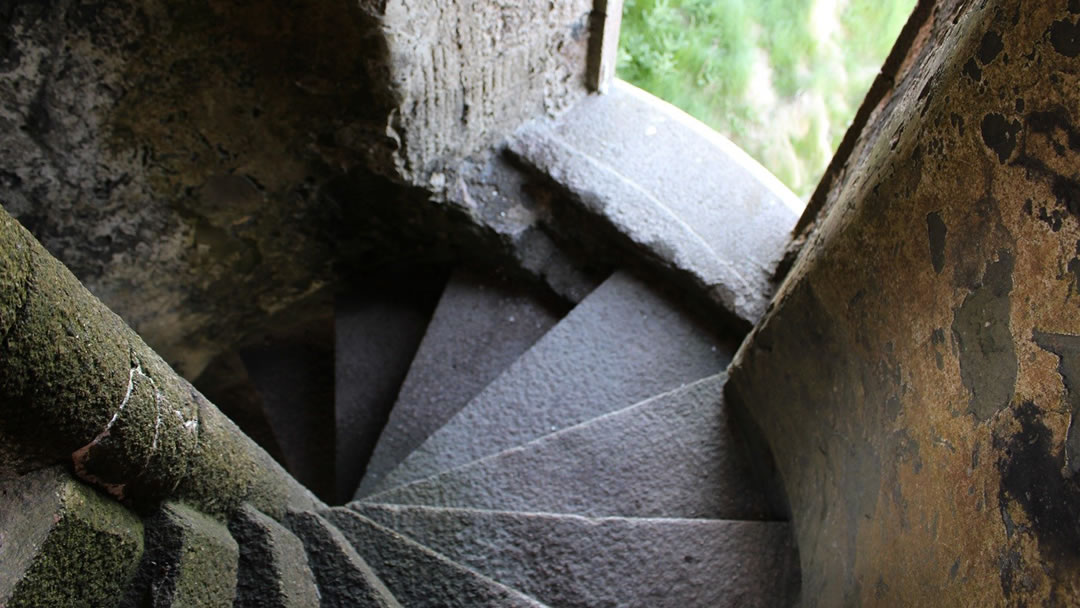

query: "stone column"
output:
729 0 1080 604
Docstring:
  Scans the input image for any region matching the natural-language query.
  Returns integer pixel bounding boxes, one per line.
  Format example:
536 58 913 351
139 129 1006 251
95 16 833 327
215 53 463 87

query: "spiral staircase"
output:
0 81 803 607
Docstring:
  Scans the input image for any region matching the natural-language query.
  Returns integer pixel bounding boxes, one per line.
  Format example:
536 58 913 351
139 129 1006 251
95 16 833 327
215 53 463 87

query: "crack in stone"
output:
70 355 156 498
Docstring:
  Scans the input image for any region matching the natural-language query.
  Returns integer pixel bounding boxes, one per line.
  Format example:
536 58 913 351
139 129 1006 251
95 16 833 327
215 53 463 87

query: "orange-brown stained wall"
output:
728 0 1080 605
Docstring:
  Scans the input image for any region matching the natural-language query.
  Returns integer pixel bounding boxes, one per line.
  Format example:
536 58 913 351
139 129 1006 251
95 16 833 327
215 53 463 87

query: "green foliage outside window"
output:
618 0 916 200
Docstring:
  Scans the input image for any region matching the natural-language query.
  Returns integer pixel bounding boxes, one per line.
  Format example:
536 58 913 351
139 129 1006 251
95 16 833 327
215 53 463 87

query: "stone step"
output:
122 502 239 608
324 507 548 608
357 269 565 497
228 505 321 608
508 79 800 327
241 337 336 503
361 375 783 519
371 270 734 493
334 274 445 503
285 510 402 608
352 503 801 608
0 467 145 608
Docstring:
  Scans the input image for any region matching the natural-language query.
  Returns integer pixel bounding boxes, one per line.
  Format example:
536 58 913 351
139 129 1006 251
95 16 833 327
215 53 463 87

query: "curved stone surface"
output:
508 80 800 326
728 1 1080 604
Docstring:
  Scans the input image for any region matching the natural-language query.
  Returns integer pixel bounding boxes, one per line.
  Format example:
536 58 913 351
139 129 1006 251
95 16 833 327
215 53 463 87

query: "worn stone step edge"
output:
357 373 780 520
285 510 402 608
357 269 563 498
368 270 730 494
350 502 801 608
323 507 549 608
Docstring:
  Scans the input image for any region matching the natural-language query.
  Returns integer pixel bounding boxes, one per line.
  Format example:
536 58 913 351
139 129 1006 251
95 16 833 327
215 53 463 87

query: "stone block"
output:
284 510 400 608
121 502 239 608
0 466 144 608
508 80 801 326
229 504 320 608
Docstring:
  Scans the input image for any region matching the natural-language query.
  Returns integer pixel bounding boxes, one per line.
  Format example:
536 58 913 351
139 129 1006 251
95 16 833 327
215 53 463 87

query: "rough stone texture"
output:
508 80 800 327
324 507 546 608
372 270 736 492
0 201 320 517
359 0 593 183
0 0 391 378
0 466 144 608
445 151 608 305
284 510 401 608
0 203 199 495
228 504 321 608
335 274 445 503
727 0 1080 604
788 0 966 262
354 503 800 608
121 502 239 608
361 375 783 519
357 269 565 497
242 335 336 503
172 392 323 519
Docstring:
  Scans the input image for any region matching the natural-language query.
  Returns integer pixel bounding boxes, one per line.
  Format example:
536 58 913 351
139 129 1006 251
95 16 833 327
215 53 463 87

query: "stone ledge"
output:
508 80 800 327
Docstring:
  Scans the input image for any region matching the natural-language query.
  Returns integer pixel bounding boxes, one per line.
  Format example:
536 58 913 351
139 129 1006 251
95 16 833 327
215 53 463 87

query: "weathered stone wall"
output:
0 0 393 377
729 0 1080 604
360 0 594 183
0 0 601 378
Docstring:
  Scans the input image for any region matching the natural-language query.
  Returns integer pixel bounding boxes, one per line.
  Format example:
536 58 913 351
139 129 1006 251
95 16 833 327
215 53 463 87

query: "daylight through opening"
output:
618 0 918 202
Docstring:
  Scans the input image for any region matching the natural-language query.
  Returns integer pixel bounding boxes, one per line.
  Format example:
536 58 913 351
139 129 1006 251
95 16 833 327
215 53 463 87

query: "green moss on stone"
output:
1 467 144 608
0 205 316 519
0 205 32 344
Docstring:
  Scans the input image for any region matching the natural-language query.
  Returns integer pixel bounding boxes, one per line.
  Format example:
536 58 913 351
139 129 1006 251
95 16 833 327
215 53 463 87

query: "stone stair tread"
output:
285 510 402 608
241 339 335 502
507 79 800 326
324 507 549 608
335 276 444 503
350 503 801 608
357 269 564 497
369 270 734 494
361 374 783 519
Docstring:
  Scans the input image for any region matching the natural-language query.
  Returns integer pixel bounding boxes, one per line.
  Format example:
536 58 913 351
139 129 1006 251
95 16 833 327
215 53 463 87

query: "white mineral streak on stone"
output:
70 359 144 498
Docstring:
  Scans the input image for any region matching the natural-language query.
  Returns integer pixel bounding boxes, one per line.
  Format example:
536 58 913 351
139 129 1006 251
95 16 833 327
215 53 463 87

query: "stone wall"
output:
0 0 597 378
729 0 1080 604
0 0 388 376
359 0 594 183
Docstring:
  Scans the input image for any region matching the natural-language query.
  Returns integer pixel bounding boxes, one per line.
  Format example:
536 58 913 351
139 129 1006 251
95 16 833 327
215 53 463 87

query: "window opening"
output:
616 0 917 202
